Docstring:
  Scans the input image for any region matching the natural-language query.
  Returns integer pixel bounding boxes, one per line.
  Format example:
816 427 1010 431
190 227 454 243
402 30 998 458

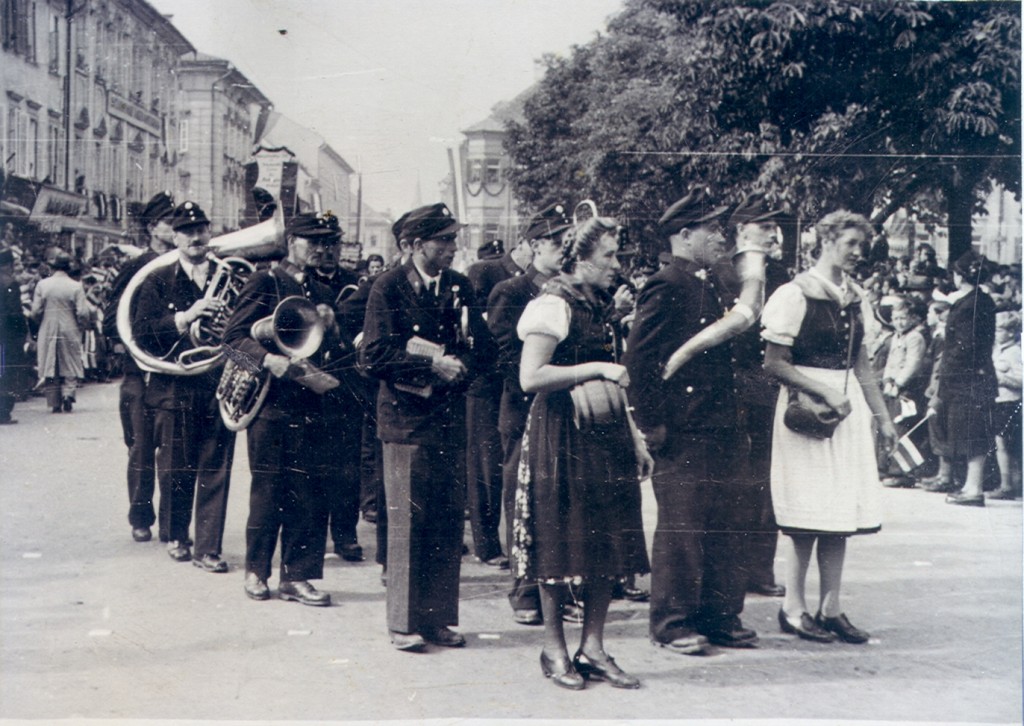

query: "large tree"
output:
505 0 1021 262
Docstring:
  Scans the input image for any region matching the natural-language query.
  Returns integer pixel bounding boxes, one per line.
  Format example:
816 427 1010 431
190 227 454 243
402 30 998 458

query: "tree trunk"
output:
945 174 977 266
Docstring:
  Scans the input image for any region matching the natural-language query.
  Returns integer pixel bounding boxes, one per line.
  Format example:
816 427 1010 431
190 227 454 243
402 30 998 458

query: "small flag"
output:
891 433 925 473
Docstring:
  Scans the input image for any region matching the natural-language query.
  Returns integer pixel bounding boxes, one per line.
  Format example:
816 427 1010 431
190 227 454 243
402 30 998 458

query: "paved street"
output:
0 380 1021 725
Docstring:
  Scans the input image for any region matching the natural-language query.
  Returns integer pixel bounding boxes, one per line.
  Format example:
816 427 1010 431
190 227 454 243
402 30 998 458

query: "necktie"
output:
426 280 437 298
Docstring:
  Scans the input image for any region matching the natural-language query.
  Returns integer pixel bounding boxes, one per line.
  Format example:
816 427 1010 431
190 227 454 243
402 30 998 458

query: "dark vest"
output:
791 297 862 370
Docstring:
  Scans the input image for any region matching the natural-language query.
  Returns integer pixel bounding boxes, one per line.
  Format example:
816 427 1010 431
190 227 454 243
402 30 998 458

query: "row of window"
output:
4 0 176 113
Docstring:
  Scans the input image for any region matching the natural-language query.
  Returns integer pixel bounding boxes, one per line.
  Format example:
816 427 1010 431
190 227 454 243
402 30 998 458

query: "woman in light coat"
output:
31 254 88 412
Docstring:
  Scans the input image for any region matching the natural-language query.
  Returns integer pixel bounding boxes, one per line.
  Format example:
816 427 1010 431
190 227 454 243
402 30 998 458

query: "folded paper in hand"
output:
394 335 445 398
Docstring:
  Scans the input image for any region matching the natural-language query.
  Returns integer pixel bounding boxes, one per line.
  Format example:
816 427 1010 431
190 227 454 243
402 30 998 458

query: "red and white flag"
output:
891 434 925 473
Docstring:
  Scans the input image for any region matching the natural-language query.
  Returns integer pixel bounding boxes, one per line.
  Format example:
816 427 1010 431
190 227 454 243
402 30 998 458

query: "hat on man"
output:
657 188 731 238
0 248 13 266
285 211 342 243
139 191 175 227
401 203 464 242
391 211 411 245
728 192 786 227
524 202 572 241
477 239 504 260
169 201 211 232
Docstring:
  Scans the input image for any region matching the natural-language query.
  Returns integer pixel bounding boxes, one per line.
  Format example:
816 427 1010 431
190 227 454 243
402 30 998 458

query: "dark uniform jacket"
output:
713 255 790 409
624 256 737 445
1 269 29 372
486 265 548 437
132 257 221 409
938 287 997 404
222 265 346 419
362 260 485 445
465 252 521 398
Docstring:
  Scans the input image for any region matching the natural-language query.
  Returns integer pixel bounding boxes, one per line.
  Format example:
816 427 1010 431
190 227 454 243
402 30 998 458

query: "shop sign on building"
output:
30 185 88 232
243 147 299 223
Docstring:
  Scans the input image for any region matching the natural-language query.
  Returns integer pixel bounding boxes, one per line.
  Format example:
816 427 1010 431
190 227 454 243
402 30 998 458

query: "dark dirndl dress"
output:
511 279 649 582
936 289 997 460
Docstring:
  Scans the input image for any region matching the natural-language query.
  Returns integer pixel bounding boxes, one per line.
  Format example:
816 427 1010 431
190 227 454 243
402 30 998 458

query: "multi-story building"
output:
1 0 193 259
176 52 271 235
456 108 519 258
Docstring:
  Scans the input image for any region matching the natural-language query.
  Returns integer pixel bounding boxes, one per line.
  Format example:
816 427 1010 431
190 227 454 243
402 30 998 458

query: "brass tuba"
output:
217 295 338 431
116 201 285 376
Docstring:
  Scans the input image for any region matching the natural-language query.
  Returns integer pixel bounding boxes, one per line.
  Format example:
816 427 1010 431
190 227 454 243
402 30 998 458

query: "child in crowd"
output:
880 297 930 487
990 311 1022 500
918 300 954 491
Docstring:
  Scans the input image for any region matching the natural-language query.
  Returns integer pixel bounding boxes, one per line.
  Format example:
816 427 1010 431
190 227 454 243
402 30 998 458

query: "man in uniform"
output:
102 191 176 543
131 201 236 571
485 202 572 625
464 236 533 567
0 248 28 425
362 203 485 651
625 188 757 654
223 211 346 605
714 193 790 598
311 229 364 563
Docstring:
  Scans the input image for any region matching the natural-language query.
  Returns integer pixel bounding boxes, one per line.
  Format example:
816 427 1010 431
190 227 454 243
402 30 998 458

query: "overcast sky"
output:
147 0 624 216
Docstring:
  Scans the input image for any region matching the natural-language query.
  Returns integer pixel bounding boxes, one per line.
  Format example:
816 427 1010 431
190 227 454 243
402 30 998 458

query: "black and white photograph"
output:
0 1 1021 724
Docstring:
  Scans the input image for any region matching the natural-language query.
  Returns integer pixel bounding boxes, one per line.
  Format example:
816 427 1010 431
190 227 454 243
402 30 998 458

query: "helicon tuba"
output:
116 199 285 376
217 295 338 431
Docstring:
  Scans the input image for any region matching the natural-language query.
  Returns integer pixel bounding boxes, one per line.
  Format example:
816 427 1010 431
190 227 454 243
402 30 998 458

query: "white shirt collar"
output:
178 255 209 287
808 267 850 301
412 260 441 294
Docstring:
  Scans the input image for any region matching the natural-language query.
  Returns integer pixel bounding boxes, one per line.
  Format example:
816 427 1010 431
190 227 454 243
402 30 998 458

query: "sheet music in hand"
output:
394 335 445 398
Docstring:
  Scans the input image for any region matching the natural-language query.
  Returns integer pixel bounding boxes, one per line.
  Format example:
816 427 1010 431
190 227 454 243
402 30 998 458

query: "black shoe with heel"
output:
540 651 585 690
814 612 869 644
778 609 837 643
573 650 640 689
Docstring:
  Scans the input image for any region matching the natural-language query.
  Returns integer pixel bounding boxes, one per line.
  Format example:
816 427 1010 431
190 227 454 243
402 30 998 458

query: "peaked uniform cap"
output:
658 188 731 237
728 192 786 227
169 201 210 231
402 203 465 242
524 202 572 241
286 211 342 243
478 239 504 260
140 191 175 226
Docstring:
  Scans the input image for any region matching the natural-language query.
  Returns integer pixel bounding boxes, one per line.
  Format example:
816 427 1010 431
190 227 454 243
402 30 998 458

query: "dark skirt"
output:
939 395 994 460
512 389 649 582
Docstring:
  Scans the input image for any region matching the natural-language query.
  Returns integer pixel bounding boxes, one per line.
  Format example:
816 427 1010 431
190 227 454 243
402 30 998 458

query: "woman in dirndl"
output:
514 216 652 690
762 210 896 644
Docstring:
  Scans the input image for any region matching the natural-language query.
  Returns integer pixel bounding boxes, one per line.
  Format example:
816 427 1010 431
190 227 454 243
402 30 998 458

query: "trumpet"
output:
217 296 339 431
116 200 284 376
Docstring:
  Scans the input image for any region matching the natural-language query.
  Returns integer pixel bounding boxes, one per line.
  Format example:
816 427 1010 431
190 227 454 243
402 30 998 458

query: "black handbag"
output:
782 299 857 440
783 388 847 439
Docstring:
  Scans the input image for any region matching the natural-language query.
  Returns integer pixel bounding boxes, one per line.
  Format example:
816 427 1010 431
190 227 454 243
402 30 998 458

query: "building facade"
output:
176 53 270 235
1 0 194 259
